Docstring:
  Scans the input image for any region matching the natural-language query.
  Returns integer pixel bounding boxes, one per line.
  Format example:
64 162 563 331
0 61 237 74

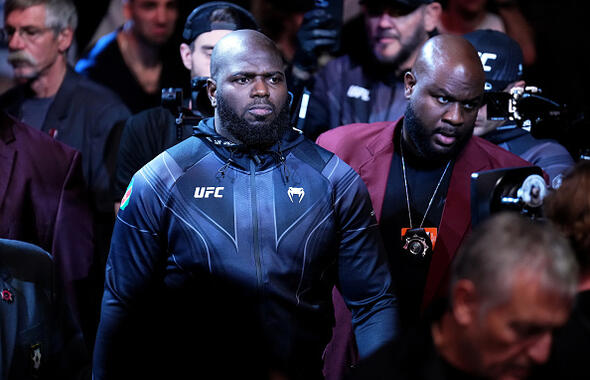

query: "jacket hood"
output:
193 117 306 174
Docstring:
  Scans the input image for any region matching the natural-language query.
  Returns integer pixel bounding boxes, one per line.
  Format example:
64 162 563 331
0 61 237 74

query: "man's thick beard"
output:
217 96 291 150
373 23 426 66
404 102 471 162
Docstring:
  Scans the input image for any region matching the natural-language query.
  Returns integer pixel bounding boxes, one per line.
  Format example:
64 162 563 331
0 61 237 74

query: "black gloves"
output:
292 8 340 75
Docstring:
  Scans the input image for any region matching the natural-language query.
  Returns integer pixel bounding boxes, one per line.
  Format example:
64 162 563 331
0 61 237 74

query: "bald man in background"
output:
318 34 533 379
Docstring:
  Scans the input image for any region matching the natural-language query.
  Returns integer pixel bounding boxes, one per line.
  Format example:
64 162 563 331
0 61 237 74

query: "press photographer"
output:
464 29 575 189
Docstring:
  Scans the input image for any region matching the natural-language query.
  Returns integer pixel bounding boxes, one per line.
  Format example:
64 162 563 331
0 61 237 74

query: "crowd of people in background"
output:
0 0 588 379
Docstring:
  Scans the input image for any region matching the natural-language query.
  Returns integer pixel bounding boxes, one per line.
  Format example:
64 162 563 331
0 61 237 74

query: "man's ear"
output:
122 0 132 21
207 78 217 107
179 43 192 71
404 71 417 99
57 27 74 53
451 279 479 326
424 2 442 34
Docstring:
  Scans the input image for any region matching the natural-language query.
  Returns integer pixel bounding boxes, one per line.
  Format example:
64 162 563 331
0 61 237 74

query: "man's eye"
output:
463 102 478 111
4 27 16 37
22 28 40 37
268 76 283 84
235 77 250 84
140 2 158 10
437 96 449 104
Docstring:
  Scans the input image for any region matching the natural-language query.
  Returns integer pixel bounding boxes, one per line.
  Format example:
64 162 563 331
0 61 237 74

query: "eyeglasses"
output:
0 25 55 45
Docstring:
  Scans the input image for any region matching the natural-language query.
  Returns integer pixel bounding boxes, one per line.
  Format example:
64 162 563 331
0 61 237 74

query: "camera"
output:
484 86 565 128
161 87 184 117
161 77 212 120
483 86 590 159
161 82 209 142
471 166 547 227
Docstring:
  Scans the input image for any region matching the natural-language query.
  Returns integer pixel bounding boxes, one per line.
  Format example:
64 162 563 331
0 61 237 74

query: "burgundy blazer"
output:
317 119 533 380
0 112 93 288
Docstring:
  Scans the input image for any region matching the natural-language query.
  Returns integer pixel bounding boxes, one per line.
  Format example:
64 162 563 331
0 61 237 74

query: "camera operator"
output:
465 29 574 189
112 2 258 211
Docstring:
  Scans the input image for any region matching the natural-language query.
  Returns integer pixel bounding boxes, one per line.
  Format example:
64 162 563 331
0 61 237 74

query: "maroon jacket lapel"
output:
316 120 399 222
355 122 397 222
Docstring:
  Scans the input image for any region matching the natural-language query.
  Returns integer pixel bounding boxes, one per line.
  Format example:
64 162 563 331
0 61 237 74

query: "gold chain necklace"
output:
400 139 451 229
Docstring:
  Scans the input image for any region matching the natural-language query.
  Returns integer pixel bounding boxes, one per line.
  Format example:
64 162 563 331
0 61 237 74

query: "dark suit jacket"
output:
0 238 89 380
0 111 93 290
317 119 533 380
0 67 130 213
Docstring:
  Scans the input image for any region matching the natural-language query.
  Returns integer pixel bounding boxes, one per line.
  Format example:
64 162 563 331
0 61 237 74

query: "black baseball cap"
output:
359 0 434 7
359 0 435 16
463 29 524 92
182 2 259 44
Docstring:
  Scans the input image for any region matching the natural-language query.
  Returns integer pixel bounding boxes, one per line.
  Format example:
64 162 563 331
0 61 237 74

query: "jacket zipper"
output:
250 158 263 290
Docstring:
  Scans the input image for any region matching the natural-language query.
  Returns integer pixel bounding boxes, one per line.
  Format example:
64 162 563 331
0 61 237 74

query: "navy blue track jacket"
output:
93 118 397 379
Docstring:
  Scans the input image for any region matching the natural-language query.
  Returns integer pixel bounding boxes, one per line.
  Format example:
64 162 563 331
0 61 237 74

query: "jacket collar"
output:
42 66 80 133
0 66 79 133
194 117 306 171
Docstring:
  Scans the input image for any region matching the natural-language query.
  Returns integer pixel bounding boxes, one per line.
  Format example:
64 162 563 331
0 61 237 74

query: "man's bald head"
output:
402 34 485 161
210 29 283 83
206 29 289 149
412 34 485 91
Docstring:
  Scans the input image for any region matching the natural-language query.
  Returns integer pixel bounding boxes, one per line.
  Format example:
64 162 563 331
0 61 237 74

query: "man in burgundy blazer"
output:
319 119 532 298
0 111 93 310
316 35 534 379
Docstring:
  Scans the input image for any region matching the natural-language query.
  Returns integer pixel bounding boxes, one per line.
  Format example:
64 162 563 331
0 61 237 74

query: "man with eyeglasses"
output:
0 0 130 347
300 0 442 141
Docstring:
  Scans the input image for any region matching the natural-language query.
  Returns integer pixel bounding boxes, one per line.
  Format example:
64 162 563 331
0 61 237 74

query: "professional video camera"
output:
161 77 213 119
471 166 548 227
160 78 212 142
484 85 589 160
484 86 566 129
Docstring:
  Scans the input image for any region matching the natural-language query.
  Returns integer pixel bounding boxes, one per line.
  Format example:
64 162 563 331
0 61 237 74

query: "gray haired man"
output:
355 212 579 380
1 0 131 347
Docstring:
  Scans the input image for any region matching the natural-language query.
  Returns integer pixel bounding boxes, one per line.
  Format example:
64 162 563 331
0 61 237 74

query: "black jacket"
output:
0 67 130 213
112 106 198 201
94 118 398 379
